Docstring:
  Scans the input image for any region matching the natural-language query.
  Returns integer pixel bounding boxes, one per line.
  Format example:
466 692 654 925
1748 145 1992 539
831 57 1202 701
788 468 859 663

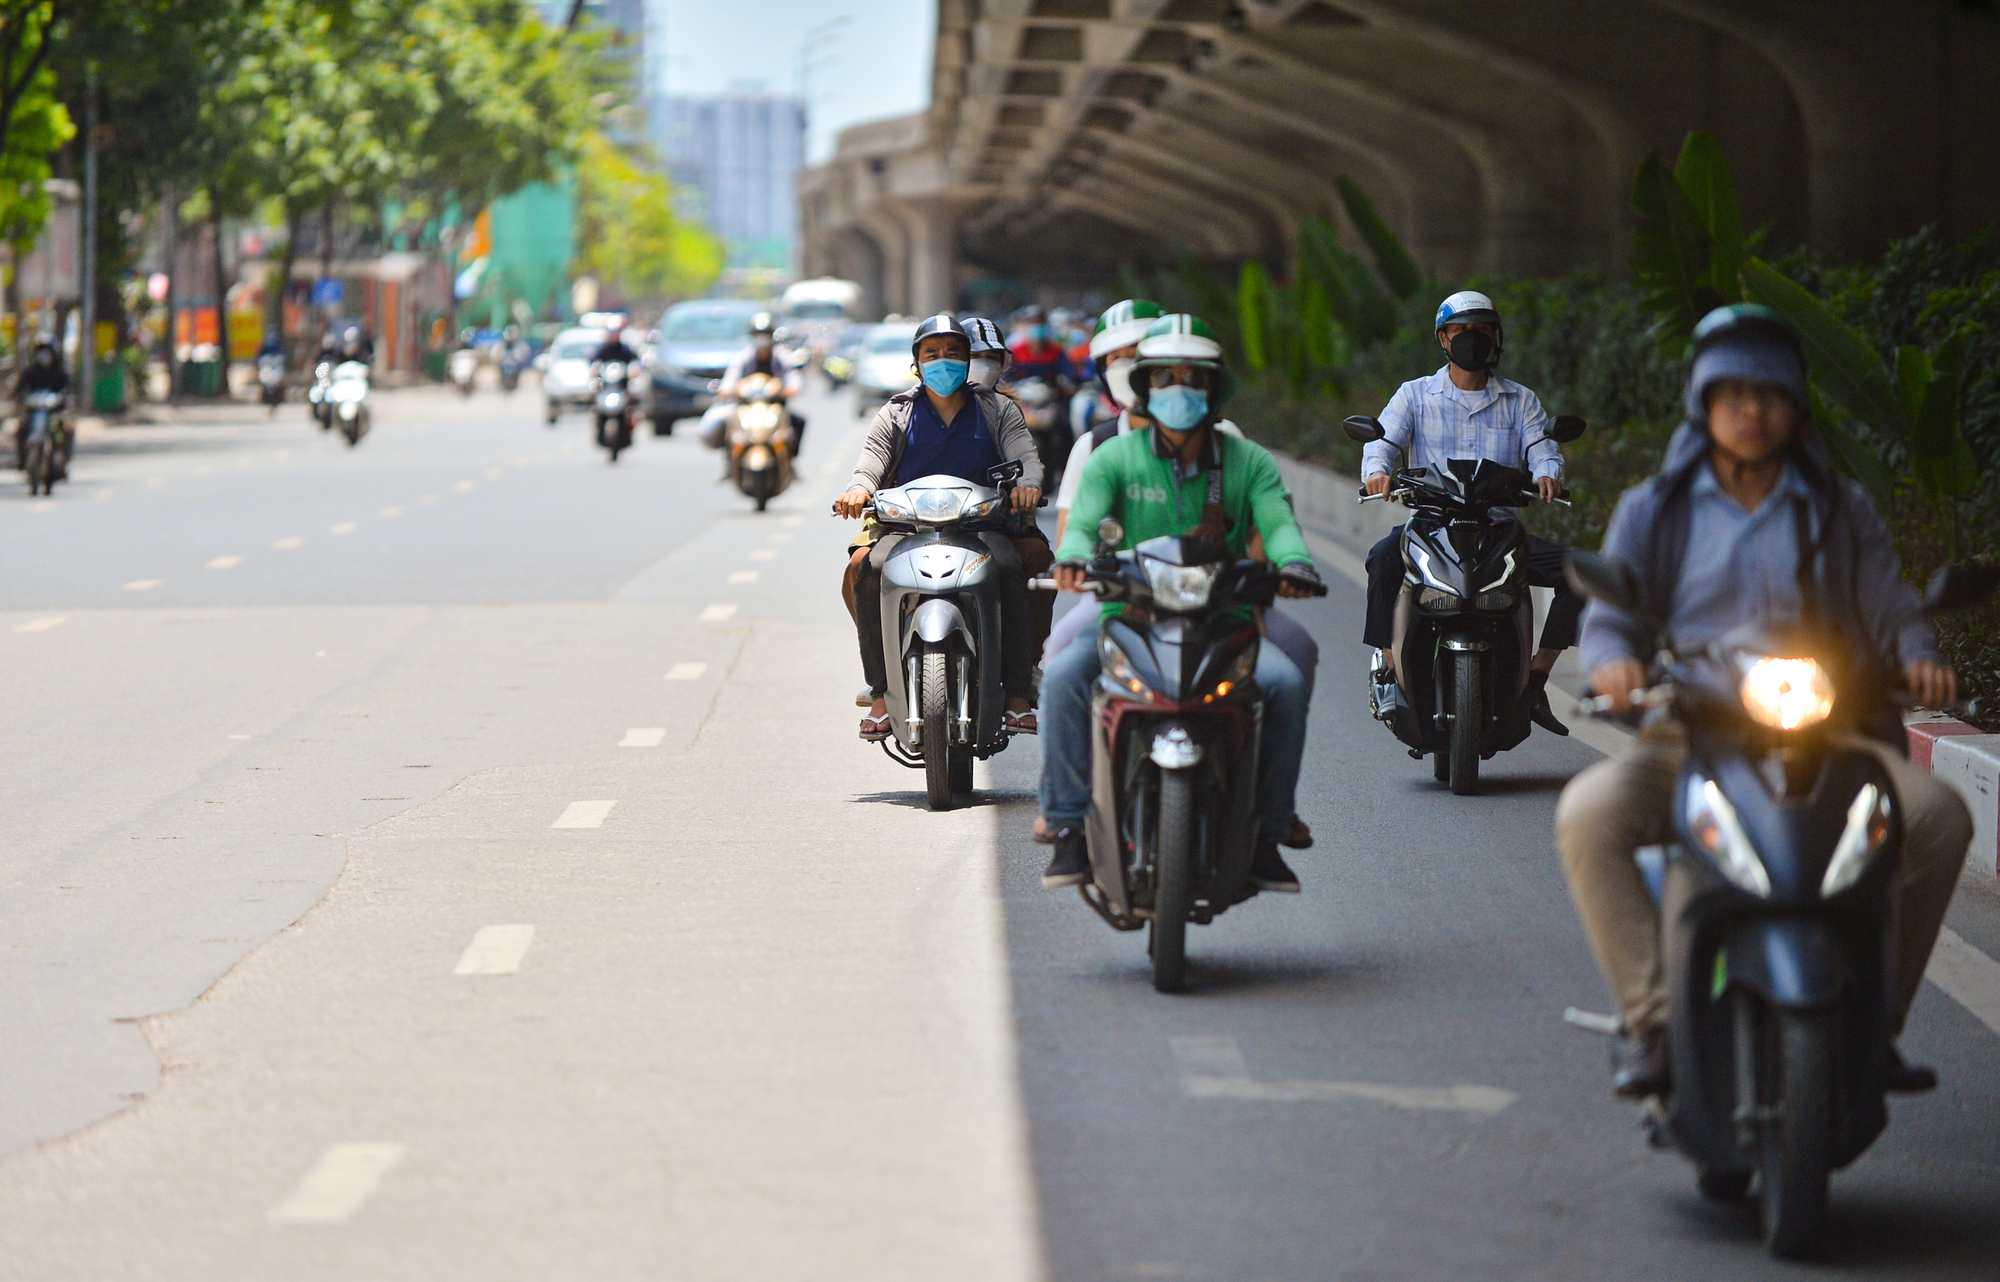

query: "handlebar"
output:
1576 686 1672 716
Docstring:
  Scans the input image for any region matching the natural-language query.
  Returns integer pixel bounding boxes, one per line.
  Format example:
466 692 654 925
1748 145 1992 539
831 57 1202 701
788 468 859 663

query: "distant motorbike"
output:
593 359 635 462
20 389 67 496
328 360 372 446
1033 523 1318 991
308 358 335 429
1343 412 1585 795
863 460 1029 810
1010 376 1071 498
258 353 286 415
449 346 479 397
499 343 528 394
1566 552 2000 1259
726 372 794 510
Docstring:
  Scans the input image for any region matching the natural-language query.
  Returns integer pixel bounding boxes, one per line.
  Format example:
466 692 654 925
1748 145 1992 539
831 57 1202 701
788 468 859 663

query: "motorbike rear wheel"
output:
921 647 953 811
1761 1008 1834 1259
1449 649 1482 796
1150 767 1193 993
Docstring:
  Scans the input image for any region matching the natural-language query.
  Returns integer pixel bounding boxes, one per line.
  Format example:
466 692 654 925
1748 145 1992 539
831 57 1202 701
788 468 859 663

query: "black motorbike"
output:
1343 413 1585 795
1567 551 1998 1259
1036 522 1321 992
593 359 636 462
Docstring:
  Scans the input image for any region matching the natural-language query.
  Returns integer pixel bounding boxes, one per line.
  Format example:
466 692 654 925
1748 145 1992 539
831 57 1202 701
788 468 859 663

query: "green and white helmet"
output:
1129 313 1238 412
1088 298 1164 362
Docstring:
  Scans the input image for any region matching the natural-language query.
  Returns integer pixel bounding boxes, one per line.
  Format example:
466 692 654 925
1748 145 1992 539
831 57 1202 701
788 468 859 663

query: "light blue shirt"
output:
1667 460 1818 651
1362 366 1563 483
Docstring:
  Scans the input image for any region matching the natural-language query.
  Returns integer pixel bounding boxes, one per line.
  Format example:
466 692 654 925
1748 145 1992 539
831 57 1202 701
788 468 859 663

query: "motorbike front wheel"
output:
1449 649 1482 796
1761 1008 1834 1259
921 647 953 811
1150 767 1193 993
24 439 48 495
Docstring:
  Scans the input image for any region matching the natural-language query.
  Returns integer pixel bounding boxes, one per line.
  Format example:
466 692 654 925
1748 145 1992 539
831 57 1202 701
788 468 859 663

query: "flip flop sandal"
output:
859 712 892 741
1004 710 1037 735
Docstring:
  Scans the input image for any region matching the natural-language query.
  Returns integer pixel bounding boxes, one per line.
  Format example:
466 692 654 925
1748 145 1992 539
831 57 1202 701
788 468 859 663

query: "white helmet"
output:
1434 290 1500 331
1434 290 1503 371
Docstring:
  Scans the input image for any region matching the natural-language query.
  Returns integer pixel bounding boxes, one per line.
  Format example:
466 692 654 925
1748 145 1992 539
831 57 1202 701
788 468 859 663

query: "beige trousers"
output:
1554 723 1972 1037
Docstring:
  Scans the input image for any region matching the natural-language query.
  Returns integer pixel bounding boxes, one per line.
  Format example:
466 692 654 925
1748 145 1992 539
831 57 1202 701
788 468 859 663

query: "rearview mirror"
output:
1342 415 1385 444
1549 414 1586 444
1565 551 1643 613
1095 517 1124 552
1922 562 2000 615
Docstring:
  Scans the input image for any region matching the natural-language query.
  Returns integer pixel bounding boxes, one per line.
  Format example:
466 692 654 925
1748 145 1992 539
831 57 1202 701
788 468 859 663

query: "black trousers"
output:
855 530 1038 700
1363 524 1583 652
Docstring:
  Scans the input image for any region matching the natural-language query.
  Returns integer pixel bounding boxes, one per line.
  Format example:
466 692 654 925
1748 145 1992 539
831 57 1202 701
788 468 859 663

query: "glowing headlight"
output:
1821 783 1893 897
1418 587 1463 611
1143 558 1219 611
600 362 626 382
911 488 970 522
1740 656 1834 731
1685 777 1771 897
338 401 358 420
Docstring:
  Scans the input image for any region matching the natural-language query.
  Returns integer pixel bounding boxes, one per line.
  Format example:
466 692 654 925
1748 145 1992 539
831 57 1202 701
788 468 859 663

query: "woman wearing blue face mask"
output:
836 314 1053 739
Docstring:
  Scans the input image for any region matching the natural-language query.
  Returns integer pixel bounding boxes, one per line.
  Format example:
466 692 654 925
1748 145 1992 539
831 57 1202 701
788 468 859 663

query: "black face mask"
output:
1447 329 1496 373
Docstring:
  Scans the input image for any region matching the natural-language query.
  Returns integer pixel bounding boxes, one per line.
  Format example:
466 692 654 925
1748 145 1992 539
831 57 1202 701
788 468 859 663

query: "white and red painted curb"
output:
1909 712 2000 877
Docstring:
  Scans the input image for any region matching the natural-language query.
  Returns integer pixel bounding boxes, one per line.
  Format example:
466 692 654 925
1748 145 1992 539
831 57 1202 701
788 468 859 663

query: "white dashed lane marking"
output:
453 925 535 975
551 800 616 829
1928 928 2000 1038
267 1143 406 1224
15 616 65 632
205 556 243 570
379 506 403 518
698 604 738 622
330 522 358 535
1170 1036 1516 1119
272 537 305 550
727 570 759 584
619 728 666 747
453 481 476 493
749 549 778 561
665 663 707 681
123 580 161 591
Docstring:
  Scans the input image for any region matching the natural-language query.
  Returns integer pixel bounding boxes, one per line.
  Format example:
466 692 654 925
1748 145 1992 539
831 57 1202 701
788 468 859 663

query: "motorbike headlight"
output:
911 488 969 523
1143 558 1219 612
601 362 625 381
1417 587 1463 611
338 402 358 420
1100 635 1160 703
1474 590 1514 611
1739 656 1834 731
964 495 1003 518
874 494 913 521
1684 777 1771 897
1821 783 1894 897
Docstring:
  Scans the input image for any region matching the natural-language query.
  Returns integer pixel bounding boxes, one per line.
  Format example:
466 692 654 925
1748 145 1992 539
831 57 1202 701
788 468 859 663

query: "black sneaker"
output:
1612 1026 1671 1099
1886 1044 1938 1094
1526 670 1569 737
1040 828 1090 888
1248 837 1300 894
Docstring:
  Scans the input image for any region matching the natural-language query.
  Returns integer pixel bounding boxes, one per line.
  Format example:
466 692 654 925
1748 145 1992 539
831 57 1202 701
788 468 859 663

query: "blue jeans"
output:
1038 614 1309 841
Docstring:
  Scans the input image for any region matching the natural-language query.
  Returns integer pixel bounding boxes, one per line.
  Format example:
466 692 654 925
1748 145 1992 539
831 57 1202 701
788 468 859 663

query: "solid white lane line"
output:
1927 928 2000 1039
698 604 738 622
453 480 475 493
750 548 778 560
665 662 707 681
1170 1035 1515 1119
272 537 305 550
15 616 65 632
727 570 759 583
619 728 666 747
205 555 244 570
123 579 162 591
267 1143 406 1224
453 924 535 975
329 522 358 535
379 506 403 518
1300 529 1367 590
551 800 616 829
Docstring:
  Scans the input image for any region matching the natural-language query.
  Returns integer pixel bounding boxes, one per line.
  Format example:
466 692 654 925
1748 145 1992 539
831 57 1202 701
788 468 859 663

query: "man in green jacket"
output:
1038 315 1327 892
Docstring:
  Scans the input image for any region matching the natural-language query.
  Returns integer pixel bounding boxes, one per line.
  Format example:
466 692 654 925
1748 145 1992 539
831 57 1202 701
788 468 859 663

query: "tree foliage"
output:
570 132 721 307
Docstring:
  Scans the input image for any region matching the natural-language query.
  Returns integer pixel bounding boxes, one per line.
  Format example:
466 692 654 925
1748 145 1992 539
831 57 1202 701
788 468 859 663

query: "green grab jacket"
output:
1055 427 1314 571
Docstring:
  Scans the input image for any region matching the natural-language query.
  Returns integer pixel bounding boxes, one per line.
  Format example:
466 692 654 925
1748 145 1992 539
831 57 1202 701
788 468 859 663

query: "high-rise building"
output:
663 93 807 273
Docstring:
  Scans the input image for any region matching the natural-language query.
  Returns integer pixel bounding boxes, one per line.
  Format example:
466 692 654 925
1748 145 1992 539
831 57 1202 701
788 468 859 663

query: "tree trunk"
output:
209 186 230 396
272 202 301 366
162 185 178 400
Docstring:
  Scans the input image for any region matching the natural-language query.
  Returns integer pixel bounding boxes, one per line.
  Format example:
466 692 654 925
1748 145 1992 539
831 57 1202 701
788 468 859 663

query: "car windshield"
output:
553 337 601 360
870 328 917 354
663 305 760 342
786 301 846 321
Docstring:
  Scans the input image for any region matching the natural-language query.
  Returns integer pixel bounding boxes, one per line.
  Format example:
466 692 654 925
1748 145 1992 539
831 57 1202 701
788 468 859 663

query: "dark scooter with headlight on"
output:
1031 518 1312 992
1564 550 1999 1259
1343 412 1586 795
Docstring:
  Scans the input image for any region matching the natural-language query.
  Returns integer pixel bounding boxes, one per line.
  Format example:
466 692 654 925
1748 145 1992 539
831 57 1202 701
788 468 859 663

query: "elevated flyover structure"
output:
799 0 2000 316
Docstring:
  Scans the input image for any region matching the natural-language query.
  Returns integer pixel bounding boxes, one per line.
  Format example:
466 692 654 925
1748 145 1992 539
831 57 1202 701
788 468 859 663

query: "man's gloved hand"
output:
1277 562 1328 598
1052 560 1091 593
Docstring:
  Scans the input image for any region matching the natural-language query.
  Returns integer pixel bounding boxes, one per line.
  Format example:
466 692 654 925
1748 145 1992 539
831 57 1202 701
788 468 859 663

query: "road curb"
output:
1910 712 2000 877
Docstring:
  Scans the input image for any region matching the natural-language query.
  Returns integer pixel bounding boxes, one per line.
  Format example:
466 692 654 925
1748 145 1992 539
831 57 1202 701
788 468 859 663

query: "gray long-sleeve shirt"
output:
847 386 1044 495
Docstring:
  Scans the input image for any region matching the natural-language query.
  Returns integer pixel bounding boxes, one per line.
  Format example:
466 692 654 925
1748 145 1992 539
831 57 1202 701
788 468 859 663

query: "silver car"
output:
542 327 606 426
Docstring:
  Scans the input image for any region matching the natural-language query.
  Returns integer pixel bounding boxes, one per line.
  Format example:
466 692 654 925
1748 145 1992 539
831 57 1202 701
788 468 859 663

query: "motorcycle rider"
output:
14 335 69 473
1555 304 1972 1098
1361 290 1579 735
1039 315 1326 892
1006 305 1070 387
834 314 1051 739
590 316 641 370
257 327 287 362
337 324 374 368
963 316 1010 391
715 311 806 453
962 314 1057 657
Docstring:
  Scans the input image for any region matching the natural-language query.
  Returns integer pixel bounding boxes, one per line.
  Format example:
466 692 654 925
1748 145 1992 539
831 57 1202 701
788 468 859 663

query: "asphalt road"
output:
0 378 1994 1279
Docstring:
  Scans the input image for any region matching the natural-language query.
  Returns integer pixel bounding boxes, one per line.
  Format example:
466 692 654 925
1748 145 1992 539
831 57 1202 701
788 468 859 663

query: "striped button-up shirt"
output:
1361 366 1564 483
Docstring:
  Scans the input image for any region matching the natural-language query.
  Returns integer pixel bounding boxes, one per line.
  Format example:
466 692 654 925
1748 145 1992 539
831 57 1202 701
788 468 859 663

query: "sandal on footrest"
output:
859 712 892 741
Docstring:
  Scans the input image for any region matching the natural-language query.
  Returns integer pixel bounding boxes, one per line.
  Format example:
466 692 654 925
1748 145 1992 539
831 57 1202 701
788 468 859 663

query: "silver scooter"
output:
867 460 1026 810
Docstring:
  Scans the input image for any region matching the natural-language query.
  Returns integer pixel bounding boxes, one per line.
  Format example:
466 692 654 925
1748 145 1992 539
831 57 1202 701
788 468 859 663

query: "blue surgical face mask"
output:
919 358 969 396
1147 385 1208 431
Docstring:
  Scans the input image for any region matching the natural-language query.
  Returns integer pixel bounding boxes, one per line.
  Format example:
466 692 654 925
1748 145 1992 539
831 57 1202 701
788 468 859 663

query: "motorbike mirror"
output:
1921 562 2000 615
1549 414 1587 444
1564 551 1643 613
1342 415 1385 444
1095 517 1124 551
